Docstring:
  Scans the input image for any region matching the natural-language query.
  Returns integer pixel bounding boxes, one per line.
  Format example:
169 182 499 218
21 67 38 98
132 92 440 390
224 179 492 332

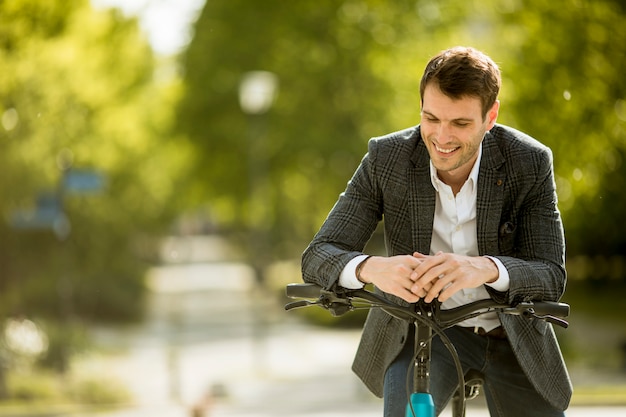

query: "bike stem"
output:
414 319 432 393
406 313 436 417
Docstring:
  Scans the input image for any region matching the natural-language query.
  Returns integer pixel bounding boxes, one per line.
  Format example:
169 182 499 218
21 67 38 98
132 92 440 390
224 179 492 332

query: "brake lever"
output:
284 300 316 311
284 289 353 316
504 303 570 329
529 313 570 329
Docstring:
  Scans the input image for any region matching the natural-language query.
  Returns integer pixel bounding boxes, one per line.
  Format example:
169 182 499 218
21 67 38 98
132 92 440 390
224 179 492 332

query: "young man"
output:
301 47 571 416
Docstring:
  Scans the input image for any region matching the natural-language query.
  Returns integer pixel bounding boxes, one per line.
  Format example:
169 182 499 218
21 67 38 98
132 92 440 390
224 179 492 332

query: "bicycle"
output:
284 283 570 417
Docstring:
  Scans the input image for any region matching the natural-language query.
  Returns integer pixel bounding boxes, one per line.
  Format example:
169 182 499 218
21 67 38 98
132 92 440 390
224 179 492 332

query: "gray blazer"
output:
301 124 572 411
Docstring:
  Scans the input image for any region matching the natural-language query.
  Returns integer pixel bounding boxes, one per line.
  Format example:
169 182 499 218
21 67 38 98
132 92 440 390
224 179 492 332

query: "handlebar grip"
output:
285 283 323 299
529 301 570 318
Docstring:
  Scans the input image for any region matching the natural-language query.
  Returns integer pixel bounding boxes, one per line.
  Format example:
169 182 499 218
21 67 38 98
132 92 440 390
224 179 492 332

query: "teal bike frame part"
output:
406 392 435 417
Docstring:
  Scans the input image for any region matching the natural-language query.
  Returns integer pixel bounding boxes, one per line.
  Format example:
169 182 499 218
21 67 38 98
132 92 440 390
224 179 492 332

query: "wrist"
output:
356 255 373 284
483 256 499 284
483 256 510 291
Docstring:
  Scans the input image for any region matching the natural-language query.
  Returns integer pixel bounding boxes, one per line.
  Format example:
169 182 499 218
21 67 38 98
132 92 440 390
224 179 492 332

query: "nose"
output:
436 122 452 142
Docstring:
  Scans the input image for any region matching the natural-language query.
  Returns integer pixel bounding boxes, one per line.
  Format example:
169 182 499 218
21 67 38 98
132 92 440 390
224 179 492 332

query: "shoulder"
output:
488 124 552 156
369 125 421 149
485 124 553 171
366 125 425 165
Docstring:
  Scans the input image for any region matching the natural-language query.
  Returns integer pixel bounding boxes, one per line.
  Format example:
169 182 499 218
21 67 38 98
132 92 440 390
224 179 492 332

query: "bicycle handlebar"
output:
286 282 327 299
285 283 570 328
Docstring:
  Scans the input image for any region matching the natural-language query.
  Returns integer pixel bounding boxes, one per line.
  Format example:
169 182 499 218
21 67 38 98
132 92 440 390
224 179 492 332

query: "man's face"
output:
420 83 499 185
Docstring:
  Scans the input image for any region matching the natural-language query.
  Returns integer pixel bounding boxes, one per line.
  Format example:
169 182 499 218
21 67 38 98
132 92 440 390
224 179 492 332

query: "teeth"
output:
436 145 456 154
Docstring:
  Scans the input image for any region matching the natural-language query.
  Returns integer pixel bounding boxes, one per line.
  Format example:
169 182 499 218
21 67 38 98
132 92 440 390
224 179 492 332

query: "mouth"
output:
434 143 460 155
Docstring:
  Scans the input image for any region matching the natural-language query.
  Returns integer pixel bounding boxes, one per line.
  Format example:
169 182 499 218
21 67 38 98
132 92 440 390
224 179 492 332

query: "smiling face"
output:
420 83 499 190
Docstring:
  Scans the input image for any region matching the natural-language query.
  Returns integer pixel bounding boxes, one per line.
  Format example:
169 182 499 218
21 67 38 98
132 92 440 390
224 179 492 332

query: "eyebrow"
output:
421 110 474 123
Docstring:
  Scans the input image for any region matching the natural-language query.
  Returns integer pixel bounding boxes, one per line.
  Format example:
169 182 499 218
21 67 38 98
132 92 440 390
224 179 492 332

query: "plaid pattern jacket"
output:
301 124 572 411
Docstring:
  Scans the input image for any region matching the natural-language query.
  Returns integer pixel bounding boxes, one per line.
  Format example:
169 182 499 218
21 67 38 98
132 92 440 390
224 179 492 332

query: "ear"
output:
486 100 500 130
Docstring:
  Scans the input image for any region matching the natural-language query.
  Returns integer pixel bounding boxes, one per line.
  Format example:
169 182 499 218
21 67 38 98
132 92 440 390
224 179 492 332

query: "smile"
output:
435 144 459 154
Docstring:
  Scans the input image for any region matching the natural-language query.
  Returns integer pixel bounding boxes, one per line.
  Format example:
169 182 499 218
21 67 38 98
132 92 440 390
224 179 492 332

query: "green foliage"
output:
0 0 190 321
3 369 130 405
490 0 626 256
35 320 90 372
67 374 131 405
177 0 626 262
177 0 410 259
5 371 62 402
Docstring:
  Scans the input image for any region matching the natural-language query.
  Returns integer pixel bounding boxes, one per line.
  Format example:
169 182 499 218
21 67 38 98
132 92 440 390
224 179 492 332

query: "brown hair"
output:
420 46 501 117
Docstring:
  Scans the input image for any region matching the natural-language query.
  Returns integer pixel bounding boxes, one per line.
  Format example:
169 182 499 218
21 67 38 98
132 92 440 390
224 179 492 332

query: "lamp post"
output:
238 71 278 285
239 71 278 376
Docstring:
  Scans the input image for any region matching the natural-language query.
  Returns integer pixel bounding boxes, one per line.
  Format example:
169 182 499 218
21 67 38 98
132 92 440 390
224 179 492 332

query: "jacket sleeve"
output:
490 146 567 305
301 140 384 290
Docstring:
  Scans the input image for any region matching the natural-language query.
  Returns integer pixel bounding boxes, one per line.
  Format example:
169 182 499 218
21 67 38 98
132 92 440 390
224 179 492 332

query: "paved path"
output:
84 259 626 417
96 405 626 417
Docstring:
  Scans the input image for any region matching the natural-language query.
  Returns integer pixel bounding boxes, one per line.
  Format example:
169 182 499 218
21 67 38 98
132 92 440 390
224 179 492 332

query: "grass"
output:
571 385 626 406
0 368 131 414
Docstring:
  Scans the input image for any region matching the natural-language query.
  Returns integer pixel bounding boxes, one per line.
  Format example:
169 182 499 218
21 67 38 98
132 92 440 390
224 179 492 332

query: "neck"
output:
438 169 471 196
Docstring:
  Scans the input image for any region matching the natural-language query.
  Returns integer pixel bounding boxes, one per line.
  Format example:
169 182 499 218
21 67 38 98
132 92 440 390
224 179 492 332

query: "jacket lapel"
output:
477 131 506 255
408 138 435 254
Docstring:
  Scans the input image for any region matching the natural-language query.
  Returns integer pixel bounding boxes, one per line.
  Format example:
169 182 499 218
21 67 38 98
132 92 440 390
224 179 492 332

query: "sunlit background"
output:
91 0 203 56
1 0 626 416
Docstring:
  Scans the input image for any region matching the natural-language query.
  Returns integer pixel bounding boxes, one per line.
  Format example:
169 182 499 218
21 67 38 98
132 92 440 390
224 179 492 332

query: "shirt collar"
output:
429 142 483 193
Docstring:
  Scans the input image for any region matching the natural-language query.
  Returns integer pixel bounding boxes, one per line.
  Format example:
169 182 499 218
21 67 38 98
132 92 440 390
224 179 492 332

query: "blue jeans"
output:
383 326 566 417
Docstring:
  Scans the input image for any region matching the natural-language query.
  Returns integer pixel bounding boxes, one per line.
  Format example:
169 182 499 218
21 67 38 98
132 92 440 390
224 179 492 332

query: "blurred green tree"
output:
488 0 626 258
177 0 433 262
0 0 190 323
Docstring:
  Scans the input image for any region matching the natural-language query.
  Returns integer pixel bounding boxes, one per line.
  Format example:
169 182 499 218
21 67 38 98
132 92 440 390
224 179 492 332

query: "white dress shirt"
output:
339 143 509 330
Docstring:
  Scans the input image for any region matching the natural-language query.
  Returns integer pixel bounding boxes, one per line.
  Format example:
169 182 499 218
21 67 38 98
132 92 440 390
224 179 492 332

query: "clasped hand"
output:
357 252 499 303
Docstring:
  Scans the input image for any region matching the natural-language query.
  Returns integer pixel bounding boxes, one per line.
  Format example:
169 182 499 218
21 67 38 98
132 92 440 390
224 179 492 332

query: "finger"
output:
407 254 426 274
390 276 421 298
413 263 447 287
398 287 420 303
435 281 459 303
423 272 452 303
424 286 441 303
412 281 431 298
411 254 446 281
410 263 433 281
406 293 421 303
410 273 440 297
426 271 463 303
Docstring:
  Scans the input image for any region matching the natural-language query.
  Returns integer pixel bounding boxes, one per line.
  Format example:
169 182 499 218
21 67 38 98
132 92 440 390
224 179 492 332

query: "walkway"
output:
82 237 626 417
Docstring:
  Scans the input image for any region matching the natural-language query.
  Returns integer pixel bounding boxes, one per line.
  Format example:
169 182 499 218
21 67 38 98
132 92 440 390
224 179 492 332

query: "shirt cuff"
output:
484 256 510 292
338 255 369 289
